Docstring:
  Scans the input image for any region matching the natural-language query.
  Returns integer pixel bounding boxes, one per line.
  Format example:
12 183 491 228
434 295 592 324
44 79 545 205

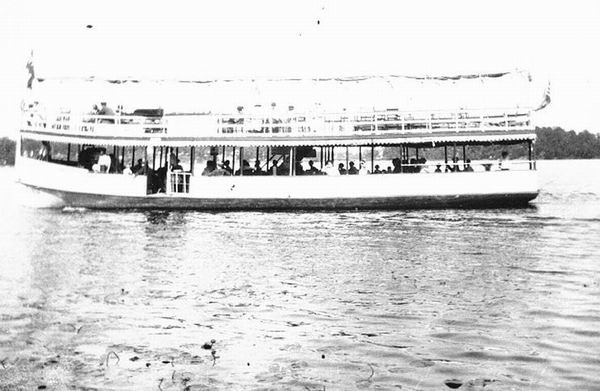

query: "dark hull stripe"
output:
23 184 538 210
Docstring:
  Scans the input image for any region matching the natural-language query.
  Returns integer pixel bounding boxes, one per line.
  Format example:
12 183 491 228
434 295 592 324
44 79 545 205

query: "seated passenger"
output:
295 160 305 175
348 161 359 175
98 150 111 173
338 163 347 175
202 161 216 176
208 162 231 176
123 164 133 175
323 161 338 176
453 157 460 172
416 158 427 173
373 165 382 174
464 159 474 172
499 151 510 170
408 158 417 173
254 160 264 175
132 158 145 174
358 160 369 175
392 158 401 173
235 160 253 175
223 160 233 174
306 160 320 175
277 159 289 176
171 158 183 171
386 166 392 174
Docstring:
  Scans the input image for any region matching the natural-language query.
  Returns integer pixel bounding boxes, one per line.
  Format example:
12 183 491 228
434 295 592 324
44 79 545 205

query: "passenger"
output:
132 158 144 174
499 151 510 170
409 158 417 173
171 158 183 171
358 160 369 175
373 165 382 174
392 158 401 173
98 102 116 124
386 166 392 174
464 159 474 172
235 160 253 176
401 159 409 173
98 150 111 173
453 156 460 172
223 160 233 175
271 161 279 175
86 104 99 122
123 164 133 175
306 160 320 175
254 160 264 175
416 158 427 173
348 161 359 175
434 164 442 173
208 162 231 176
277 159 289 176
295 160 305 176
202 161 216 175
38 141 51 161
338 163 347 175
323 161 338 176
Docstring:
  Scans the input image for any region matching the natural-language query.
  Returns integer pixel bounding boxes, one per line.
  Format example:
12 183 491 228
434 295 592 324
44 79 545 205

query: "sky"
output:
1 0 600 138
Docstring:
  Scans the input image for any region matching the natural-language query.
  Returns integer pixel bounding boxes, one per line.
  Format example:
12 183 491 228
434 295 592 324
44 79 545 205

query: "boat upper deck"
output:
21 107 536 147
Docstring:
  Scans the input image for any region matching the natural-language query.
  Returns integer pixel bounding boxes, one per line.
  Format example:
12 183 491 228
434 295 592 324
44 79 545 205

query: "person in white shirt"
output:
358 160 369 175
98 150 111 173
499 151 510 170
323 161 338 176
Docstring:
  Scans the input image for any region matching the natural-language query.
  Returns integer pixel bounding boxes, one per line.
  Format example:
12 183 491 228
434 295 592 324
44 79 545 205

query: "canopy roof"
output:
29 70 550 115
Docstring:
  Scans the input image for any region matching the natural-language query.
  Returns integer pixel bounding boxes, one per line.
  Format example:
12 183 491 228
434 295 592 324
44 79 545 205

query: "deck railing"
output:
24 112 167 135
170 171 191 193
215 109 532 136
391 159 536 173
22 108 532 139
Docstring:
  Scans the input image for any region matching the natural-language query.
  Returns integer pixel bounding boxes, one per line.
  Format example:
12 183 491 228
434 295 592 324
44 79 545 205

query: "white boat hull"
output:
17 158 539 210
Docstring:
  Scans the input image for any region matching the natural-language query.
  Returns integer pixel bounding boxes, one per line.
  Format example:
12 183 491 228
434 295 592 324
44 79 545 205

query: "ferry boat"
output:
16 71 549 210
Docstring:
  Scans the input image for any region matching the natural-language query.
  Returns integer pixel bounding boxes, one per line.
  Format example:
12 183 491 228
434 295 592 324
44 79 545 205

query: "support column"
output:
266 146 270 171
165 147 171 194
232 146 236 174
239 147 244 176
190 146 195 174
528 140 533 170
345 146 349 170
320 146 324 167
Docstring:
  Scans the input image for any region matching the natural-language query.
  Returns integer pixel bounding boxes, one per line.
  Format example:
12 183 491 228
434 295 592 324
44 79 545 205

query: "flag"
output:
26 51 35 89
535 81 551 111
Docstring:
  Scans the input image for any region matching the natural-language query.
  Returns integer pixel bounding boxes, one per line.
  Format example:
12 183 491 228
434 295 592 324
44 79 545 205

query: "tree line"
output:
1 126 600 166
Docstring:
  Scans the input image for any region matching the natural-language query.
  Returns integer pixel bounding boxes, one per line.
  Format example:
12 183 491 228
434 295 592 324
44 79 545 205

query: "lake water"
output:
0 160 599 390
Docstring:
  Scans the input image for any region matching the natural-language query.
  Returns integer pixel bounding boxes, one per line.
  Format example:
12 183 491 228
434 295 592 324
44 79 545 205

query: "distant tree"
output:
0 137 16 166
535 127 600 159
